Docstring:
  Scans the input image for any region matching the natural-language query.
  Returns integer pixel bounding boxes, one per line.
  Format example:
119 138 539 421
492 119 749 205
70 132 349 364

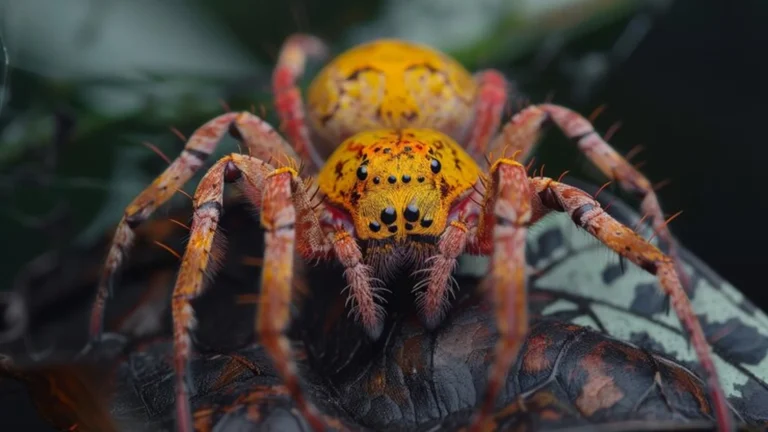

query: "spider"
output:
89 35 731 431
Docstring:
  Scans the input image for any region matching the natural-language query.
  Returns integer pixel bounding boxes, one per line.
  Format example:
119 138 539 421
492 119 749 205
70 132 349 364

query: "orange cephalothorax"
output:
306 40 477 144
317 128 480 241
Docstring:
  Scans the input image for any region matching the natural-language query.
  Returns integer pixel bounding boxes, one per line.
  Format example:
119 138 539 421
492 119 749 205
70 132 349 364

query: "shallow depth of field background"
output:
0 0 766 311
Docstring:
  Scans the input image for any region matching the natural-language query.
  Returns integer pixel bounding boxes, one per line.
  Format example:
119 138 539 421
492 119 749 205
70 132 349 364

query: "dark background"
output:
594 0 768 305
1 0 766 312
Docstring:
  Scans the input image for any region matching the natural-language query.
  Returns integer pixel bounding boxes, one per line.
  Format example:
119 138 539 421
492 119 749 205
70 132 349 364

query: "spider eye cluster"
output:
355 157 440 189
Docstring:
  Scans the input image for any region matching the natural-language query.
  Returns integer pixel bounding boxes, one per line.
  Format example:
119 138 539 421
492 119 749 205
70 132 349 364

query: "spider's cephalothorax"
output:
90 35 732 432
319 129 480 241
318 128 481 315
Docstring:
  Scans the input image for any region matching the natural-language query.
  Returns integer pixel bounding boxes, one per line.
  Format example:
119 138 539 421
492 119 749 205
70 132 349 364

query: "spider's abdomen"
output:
317 128 480 241
306 40 477 144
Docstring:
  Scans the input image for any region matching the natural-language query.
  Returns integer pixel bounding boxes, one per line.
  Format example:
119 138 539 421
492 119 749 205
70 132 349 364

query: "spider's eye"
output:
404 204 419 222
381 207 397 225
430 158 441 174
356 165 368 180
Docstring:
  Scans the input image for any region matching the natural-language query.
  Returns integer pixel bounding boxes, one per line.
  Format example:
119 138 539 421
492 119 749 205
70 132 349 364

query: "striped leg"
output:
273 34 329 170
89 112 298 341
172 154 330 432
487 104 688 291
529 177 732 432
468 158 533 432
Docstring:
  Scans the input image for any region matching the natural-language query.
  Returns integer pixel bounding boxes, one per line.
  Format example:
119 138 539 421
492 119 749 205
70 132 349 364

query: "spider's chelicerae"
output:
90 35 730 431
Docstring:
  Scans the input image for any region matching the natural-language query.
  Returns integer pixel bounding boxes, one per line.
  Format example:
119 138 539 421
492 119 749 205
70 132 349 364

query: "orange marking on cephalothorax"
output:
317 128 480 241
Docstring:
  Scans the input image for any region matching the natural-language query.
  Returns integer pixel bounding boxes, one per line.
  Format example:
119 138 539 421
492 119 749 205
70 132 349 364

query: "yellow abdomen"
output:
307 40 477 145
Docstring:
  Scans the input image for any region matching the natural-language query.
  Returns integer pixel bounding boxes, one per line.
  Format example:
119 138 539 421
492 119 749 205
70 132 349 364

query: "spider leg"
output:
488 104 689 290
414 221 470 329
274 34 329 171
332 230 386 339
89 112 303 341
466 70 508 160
529 177 732 431
172 153 331 432
467 158 533 432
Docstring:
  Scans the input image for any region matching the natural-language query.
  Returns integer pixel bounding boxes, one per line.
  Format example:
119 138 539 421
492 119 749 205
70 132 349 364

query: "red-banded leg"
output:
170 153 332 431
465 158 532 432
487 104 689 291
90 112 300 341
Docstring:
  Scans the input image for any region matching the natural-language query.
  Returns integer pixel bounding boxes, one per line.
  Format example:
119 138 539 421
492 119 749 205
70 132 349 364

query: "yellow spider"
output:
89 35 730 431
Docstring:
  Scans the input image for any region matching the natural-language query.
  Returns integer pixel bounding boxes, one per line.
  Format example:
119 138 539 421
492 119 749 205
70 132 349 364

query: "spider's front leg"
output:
89 112 300 341
170 153 332 432
488 104 689 290
464 158 533 432
528 177 733 431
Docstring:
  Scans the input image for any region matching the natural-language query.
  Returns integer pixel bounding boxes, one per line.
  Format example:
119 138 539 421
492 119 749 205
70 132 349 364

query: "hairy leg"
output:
467 159 533 432
171 153 330 432
413 220 470 329
332 229 386 339
465 70 508 160
90 112 295 340
273 34 329 171
529 176 732 431
487 104 688 290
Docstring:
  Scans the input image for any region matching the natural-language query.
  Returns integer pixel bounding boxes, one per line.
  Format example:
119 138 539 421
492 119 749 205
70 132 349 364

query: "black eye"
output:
381 207 397 225
430 158 441 174
356 165 368 180
420 218 433 228
387 175 397 184
404 204 419 222
368 221 381 232
402 174 411 183
373 176 381 184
